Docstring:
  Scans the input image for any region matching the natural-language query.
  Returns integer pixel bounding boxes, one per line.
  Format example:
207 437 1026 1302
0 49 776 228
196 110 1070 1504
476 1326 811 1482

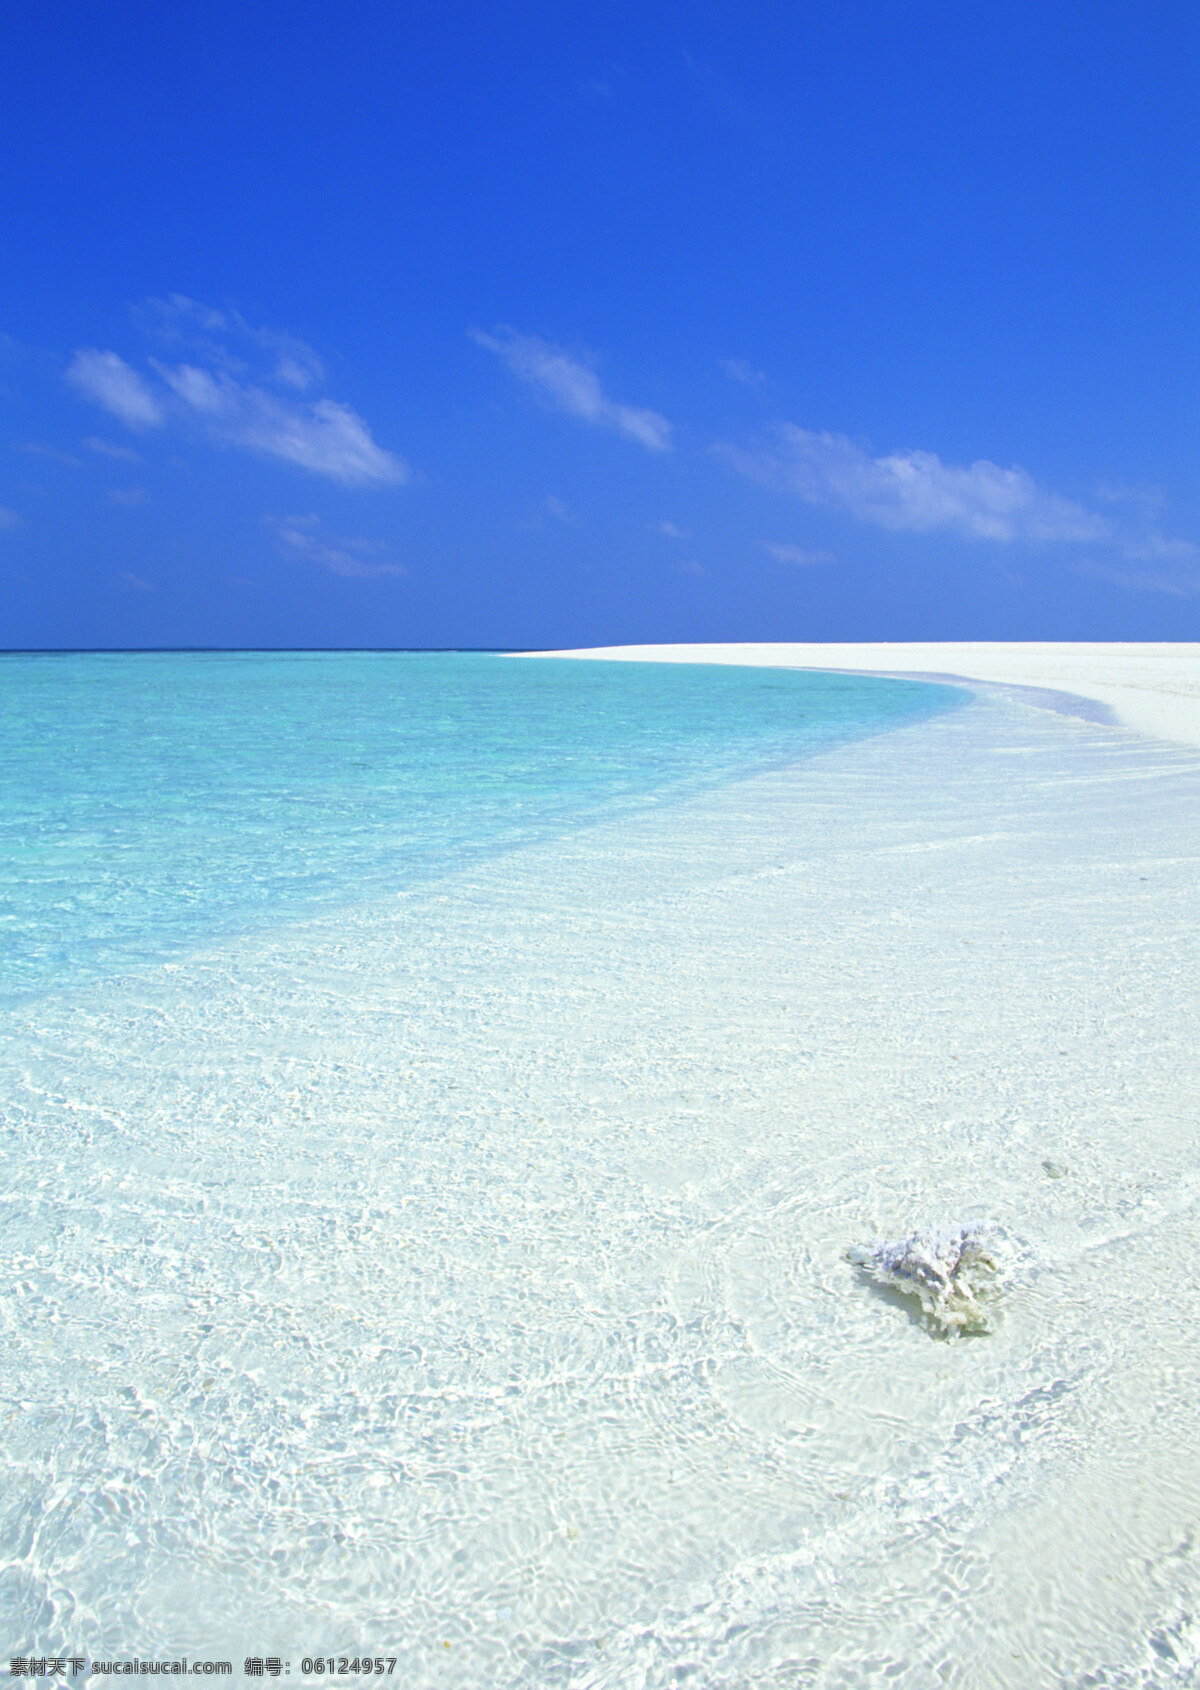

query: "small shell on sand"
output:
847 1226 1001 1335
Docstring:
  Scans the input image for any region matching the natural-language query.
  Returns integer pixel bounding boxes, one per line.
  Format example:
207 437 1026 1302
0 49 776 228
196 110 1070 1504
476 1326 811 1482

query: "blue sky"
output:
2 0 1197 648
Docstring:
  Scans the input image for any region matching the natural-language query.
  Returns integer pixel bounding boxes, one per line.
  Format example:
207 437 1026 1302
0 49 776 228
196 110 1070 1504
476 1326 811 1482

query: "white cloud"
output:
720 357 766 387
656 520 687 538
67 301 407 486
139 294 326 390
109 487 147 507
725 425 1111 543
66 350 164 428
473 327 672 451
269 513 407 578
0 505 20 529
156 362 225 414
762 541 835 566
153 362 408 485
544 495 575 522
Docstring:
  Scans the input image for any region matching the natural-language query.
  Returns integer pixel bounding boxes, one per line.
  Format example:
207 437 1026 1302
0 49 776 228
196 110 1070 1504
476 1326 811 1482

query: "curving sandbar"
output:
521 641 1200 749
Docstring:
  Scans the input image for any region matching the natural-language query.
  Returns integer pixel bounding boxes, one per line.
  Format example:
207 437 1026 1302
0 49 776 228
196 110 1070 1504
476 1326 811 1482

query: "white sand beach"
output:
525 641 1200 749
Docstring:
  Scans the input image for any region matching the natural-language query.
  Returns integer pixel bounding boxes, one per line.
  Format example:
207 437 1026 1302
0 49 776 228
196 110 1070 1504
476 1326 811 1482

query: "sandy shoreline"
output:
522 641 1200 749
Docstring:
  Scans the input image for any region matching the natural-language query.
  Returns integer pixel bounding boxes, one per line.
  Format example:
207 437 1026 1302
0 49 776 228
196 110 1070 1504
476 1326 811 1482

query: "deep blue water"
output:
0 651 961 1000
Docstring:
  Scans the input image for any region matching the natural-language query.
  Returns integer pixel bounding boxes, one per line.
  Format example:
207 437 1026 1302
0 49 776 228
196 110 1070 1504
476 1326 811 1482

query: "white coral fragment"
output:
848 1226 1001 1335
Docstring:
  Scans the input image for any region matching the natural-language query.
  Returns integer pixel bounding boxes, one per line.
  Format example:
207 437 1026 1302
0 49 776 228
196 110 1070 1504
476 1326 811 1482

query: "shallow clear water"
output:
0 652 954 1002
4 660 1200 1686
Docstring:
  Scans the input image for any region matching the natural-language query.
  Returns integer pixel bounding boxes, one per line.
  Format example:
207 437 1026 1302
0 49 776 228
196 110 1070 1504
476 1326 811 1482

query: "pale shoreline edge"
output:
516 642 1200 750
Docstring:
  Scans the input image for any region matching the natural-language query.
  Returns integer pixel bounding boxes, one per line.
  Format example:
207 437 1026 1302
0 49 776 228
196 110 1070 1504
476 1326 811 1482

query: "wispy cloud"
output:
656 520 687 538
18 441 83 467
269 513 406 578
115 570 154 591
66 300 407 486
138 295 326 391
473 327 672 452
1123 534 1199 566
762 541 835 566
1076 558 1200 596
0 505 20 529
153 363 407 484
1075 524 1200 593
1089 486 1200 581
1095 480 1168 517
84 436 142 463
578 62 627 102
719 357 766 387
109 487 148 507
67 350 164 428
724 425 1110 543
517 494 578 531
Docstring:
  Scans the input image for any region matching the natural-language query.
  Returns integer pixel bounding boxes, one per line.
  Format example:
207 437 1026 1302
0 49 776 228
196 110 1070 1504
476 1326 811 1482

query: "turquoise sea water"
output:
0 652 959 1001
